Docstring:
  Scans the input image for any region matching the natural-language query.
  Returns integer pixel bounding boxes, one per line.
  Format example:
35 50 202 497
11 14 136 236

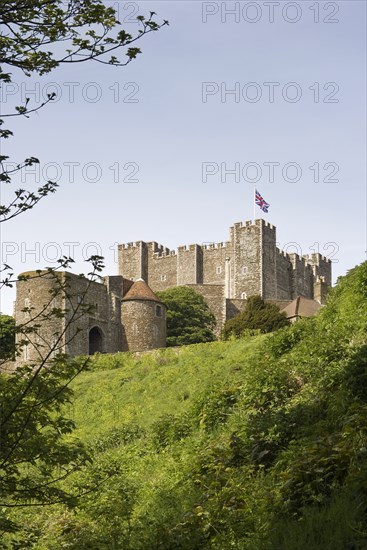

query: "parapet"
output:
119 241 141 250
147 241 171 256
288 252 313 268
255 218 275 230
276 247 289 259
230 219 275 231
153 249 177 258
202 242 227 250
303 253 332 265
177 244 200 252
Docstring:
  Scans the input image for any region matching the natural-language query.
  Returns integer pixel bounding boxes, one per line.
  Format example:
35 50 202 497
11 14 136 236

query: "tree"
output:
222 295 289 340
0 0 168 533
157 286 216 347
0 314 15 359
0 0 167 224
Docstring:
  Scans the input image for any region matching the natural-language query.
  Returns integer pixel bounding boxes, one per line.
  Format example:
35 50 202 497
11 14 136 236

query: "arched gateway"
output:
88 326 104 355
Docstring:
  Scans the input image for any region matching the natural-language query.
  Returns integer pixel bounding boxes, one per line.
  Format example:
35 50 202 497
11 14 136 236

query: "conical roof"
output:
122 278 162 303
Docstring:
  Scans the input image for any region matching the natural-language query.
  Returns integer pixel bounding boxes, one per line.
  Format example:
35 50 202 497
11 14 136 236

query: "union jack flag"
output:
255 189 270 213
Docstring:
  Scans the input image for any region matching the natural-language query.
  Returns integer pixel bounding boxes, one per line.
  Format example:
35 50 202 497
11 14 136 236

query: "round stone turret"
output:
121 278 166 352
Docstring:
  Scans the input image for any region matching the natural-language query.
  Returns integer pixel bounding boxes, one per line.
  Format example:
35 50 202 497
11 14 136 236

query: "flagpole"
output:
253 186 256 224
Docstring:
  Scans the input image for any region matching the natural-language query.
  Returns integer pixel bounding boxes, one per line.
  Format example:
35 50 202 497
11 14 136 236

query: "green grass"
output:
69 338 263 442
5 263 367 549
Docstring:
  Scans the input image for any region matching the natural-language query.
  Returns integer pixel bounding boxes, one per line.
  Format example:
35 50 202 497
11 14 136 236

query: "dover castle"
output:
15 219 331 363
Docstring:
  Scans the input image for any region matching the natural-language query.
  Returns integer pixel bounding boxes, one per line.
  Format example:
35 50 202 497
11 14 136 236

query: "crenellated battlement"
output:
202 242 227 250
231 219 275 232
153 249 177 258
255 218 275 230
117 219 332 304
147 241 171 255
178 244 200 252
288 252 313 267
119 241 140 249
304 253 332 265
276 247 289 259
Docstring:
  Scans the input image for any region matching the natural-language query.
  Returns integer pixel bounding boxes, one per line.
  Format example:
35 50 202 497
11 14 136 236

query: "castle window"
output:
24 298 30 308
241 266 248 275
160 274 167 282
94 303 99 318
23 343 29 361
155 305 162 317
51 336 58 358
216 266 222 274
241 292 247 300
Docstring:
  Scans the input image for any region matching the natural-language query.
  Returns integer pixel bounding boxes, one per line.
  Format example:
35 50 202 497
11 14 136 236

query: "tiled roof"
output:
281 296 321 319
122 278 161 303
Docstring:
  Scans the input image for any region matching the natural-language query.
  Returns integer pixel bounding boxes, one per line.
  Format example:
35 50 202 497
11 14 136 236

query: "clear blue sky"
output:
0 0 366 314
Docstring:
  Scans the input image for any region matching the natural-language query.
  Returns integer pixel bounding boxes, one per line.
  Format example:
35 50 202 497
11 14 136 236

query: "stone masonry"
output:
118 219 332 334
14 218 331 363
14 272 166 364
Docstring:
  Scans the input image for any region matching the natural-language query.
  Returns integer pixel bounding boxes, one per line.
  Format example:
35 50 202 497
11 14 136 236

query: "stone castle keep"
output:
15 219 331 362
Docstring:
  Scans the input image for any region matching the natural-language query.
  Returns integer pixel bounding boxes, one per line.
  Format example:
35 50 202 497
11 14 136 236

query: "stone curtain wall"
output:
275 250 293 300
15 272 126 364
226 299 247 321
186 284 226 337
202 244 228 285
117 219 332 328
261 221 277 299
118 242 144 281
177 245 203 285
63 273 122 356
308 253 332 286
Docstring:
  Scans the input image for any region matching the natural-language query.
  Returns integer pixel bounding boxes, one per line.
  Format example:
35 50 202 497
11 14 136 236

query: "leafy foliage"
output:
0 0 168 532
0 355 91 535
0 0 167 223
157 286 217 346
0 314 15 359
2 262 367 548
222 294 290 339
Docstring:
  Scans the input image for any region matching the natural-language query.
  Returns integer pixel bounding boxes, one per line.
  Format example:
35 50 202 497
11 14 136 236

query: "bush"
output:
0 314 15 359
156 286 216 346
222 295 289 339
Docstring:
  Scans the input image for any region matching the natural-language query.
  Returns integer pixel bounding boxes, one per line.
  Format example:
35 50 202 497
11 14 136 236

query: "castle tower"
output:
229 219 277 300
14 271 66 364
14 271 126 365
314 275 329 304
121 279 166 352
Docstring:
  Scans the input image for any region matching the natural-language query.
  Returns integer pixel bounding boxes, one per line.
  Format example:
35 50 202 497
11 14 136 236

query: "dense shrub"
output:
156 286 216 346
222 295 289 339
4 263 367 550
0 314 15 359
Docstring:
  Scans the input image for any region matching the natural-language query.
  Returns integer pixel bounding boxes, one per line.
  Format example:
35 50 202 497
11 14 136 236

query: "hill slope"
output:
8 263 367 549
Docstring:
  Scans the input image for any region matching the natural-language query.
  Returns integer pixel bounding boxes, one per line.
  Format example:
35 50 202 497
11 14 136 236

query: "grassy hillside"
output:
7 263 367 549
